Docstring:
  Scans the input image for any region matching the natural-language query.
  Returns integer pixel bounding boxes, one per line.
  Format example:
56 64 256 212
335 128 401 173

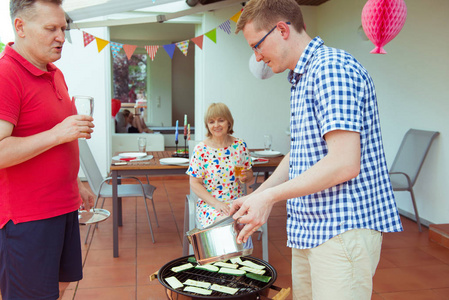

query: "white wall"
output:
55 28 112 177
148 47 172 127
315 0 449 224
196 1 449 224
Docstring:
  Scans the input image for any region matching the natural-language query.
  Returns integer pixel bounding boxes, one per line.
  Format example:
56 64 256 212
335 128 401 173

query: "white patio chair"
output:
78 139 158 244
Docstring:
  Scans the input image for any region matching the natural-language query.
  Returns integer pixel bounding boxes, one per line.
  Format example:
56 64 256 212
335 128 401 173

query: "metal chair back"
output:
390 129 439 187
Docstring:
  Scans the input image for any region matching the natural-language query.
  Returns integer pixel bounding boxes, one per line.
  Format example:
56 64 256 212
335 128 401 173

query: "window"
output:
112 52 148 104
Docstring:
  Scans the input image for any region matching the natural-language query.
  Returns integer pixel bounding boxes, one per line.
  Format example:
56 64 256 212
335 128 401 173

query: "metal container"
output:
186 217 252 265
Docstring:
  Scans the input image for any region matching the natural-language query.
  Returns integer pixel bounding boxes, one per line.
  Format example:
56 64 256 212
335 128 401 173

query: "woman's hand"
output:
214 201 230 216
238 167 254 184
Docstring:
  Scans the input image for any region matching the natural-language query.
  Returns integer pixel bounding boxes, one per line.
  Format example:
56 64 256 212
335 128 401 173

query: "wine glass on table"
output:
263 134 272 151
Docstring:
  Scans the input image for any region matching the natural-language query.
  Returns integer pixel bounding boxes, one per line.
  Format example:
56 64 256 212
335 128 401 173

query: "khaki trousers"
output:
292 229 382 300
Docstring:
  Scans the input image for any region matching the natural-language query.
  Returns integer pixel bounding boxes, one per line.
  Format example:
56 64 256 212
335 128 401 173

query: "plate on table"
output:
251 157 269 164
253 150 282 157
159 157 190 165
78 208 110 225
118 152 147 158
112 155 153 161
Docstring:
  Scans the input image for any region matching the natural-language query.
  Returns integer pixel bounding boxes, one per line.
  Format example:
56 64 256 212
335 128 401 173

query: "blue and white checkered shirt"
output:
287 37 403 249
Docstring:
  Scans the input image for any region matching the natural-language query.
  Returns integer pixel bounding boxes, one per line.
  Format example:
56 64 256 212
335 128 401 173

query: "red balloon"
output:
362 0 407 54
111 98 121 117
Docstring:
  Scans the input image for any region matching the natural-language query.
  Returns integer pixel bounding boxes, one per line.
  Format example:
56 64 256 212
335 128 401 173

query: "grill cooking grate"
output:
158 256 277 298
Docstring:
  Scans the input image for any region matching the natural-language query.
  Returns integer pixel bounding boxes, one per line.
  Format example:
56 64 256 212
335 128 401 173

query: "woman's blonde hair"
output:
204 103 234 138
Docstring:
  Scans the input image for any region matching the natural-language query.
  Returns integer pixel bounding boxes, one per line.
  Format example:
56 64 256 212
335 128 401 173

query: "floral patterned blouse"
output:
186 138 253 228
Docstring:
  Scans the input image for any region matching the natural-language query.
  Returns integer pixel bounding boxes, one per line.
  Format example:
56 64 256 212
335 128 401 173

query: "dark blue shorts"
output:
0 210 83 300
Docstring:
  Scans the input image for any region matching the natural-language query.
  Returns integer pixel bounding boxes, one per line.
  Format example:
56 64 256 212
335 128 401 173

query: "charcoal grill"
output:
151 255 290 300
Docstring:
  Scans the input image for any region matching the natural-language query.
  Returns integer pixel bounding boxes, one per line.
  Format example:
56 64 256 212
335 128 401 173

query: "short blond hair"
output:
236 0 305 34
204 103 234 138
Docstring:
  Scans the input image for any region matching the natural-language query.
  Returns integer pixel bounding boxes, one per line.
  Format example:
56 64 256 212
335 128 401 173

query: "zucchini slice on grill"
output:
240 266 266 275
230 257 243 265
240 260 266 270
183 279 211 289
245 272 272 283
218 267 246 276
194 264 219 272
183 286 212 295
165 276 183 289
171 263 194 273
214 261 239 269
211 284 238 295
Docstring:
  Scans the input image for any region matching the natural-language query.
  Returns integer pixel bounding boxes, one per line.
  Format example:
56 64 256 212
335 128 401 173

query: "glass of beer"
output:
234 164 244 179
73 95 94 116
73 95 94 139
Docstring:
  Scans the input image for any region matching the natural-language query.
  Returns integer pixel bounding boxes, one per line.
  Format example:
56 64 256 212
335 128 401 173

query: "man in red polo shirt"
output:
0 0 95 299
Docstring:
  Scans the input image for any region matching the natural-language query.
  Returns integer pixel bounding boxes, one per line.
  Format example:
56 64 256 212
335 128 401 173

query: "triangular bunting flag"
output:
191 35 204 50
219 20 231 35
163 44 176 59
205 29 217 44
110 42 123 58
175 40 189 56
82 31 95 47
145 45 159 61
230 10 242 23
123 44 138 60
95 37 109 53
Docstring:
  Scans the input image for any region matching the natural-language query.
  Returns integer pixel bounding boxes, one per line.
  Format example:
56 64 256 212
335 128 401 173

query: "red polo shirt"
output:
0 44 81 228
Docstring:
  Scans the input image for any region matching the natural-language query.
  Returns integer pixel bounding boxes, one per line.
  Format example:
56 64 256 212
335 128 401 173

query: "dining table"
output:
109 150 285 257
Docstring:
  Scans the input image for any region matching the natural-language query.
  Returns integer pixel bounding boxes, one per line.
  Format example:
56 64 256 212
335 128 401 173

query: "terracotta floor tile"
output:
380 248 444 267
74 286 136 300
137 281 168 300
419 243 449 264
373 267 429 293
136 246 183 266
137 232 182 248
431 287 449 298
78 264 136 289
84 248 136 267
379 289 448 300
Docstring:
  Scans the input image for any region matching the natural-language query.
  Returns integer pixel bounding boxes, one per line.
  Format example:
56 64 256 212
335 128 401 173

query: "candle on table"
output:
188 124 191 140
183 114 187 137
175 120 179 142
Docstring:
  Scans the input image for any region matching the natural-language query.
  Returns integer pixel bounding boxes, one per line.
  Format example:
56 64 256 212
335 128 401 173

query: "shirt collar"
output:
288 36 324 85
4 42 56 77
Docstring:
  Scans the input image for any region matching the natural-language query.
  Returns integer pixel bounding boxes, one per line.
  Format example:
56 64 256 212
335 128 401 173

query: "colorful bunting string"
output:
79 9 241 61
145 45 159 61
176 40 189 56
163 44 176 59
205 29 217 44
219 20 231 35
96 37 109 53
83 31 95 47
123 44 138 59
191 35 204 50
110 42 124 58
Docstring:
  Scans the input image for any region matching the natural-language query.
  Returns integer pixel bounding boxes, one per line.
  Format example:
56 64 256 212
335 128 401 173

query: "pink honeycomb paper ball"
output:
362 0 407 54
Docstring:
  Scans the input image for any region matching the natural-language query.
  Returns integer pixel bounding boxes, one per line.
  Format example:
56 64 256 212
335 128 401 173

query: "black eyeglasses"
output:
252 22 291 53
